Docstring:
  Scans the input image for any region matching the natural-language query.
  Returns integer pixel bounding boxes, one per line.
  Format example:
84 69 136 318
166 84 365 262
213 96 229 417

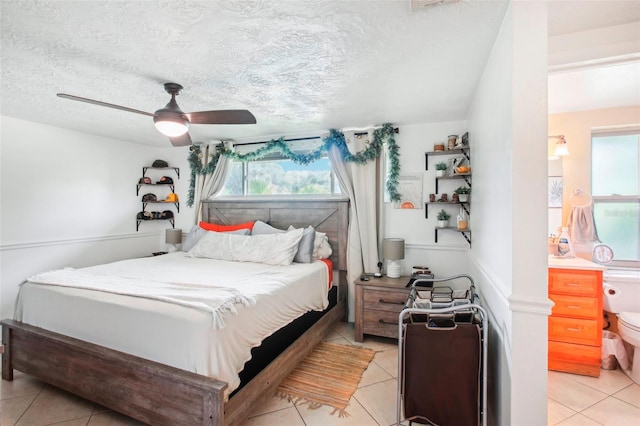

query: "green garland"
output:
187 123 400 206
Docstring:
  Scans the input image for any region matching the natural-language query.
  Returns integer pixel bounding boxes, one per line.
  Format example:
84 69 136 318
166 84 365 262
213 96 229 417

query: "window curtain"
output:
329 130 381 322
192 142 232 224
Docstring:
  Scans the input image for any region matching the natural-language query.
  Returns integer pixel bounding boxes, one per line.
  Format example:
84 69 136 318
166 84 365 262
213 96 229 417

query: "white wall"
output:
466 2 551 425
384 121 470 277
0 116 193 319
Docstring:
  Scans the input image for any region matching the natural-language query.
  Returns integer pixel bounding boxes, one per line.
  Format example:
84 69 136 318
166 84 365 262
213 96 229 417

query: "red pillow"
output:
199 221 255 232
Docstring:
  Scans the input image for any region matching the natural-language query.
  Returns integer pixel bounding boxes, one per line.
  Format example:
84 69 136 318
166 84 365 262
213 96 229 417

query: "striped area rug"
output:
275 341 376 417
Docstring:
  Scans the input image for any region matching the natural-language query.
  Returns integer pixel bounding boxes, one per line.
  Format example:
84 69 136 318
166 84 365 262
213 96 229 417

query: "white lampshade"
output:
383 238 404 278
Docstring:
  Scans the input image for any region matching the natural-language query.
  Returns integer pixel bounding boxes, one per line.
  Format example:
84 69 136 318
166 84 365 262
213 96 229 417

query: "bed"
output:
1 199 349 425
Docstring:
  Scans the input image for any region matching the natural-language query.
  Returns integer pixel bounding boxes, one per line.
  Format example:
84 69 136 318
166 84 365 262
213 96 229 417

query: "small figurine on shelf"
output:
447 135 458 150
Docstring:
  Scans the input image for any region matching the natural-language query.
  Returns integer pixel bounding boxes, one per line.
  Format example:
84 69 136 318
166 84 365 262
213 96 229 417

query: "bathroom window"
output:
591 130 640 267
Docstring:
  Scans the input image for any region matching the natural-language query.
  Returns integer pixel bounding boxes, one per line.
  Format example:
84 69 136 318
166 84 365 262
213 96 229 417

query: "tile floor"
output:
1 321 639 425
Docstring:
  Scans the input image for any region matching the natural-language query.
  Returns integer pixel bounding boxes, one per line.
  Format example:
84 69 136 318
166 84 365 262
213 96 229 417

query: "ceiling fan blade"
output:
187 109 256 125
169 132 192 147
57 93 155 117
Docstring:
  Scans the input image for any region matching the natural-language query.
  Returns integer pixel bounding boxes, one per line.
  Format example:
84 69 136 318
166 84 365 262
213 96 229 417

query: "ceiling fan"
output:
57 83 256 147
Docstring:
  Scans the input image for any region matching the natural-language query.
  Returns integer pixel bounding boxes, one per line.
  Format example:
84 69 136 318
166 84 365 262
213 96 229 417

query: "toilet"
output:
603 269 640 384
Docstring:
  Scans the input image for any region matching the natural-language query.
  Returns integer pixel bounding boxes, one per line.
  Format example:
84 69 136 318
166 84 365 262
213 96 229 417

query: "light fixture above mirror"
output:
548 135 569 160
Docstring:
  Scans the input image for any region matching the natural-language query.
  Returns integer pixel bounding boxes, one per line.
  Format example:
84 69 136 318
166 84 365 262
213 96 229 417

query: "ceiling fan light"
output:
154 116 189 137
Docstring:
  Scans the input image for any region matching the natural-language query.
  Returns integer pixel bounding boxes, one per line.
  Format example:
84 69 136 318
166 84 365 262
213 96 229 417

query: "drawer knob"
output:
566 327 581 332
566 283 581 287
567 305 581 309
378 319 393 325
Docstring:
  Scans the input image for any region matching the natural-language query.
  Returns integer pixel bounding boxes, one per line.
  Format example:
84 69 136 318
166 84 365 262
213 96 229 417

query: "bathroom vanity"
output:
548 257 606 377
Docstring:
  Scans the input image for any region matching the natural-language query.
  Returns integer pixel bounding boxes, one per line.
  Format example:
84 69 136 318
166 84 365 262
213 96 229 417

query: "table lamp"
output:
165 228 182 252
383 238 404 278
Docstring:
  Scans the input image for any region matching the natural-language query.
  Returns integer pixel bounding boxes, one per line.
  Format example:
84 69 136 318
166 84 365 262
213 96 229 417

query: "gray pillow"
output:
251 220 284 235
252 221 315 263
182 225 249 252
287 225 316 264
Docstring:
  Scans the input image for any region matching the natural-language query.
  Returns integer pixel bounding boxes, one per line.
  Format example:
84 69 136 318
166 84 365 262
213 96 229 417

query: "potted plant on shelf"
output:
435 162 447 177
437 209 451 228
454 186 471 202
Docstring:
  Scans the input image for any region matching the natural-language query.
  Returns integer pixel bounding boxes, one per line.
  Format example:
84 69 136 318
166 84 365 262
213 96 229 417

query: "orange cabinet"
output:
548 268 603 377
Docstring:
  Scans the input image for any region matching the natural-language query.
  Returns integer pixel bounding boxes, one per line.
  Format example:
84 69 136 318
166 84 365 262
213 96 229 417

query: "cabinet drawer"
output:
363 289 408 313
363 309 400 339
548 341 601 377
549 270 600 297
550 294 600 319
549 316 601 346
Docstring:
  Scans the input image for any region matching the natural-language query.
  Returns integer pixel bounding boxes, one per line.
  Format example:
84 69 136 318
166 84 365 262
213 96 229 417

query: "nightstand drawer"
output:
549 316 601 346
363 288 408 313
549 270 600 297
550 294 600 319
363 309 400 339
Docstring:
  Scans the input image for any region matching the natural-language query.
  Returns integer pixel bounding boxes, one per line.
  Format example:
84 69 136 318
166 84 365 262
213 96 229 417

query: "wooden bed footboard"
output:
1 298 345 426
1 319 227 424
2 199 350 425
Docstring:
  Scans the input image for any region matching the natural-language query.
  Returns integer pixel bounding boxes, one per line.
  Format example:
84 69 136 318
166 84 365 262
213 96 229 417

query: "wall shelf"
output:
136 165 179 232
143 201 180 213
435 227 471 248
435 173 471 193
424 202 469 219
143 166 180 179
427 140 471 247
136 218 175 232
424 147 470 170
137 183 175 196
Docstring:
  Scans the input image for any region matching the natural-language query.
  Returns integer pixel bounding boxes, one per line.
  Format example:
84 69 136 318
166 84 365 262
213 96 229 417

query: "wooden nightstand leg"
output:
355 285 364 342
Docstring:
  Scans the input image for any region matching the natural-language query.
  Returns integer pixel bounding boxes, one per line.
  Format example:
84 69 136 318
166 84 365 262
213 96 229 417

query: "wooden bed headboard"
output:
201 199 349 272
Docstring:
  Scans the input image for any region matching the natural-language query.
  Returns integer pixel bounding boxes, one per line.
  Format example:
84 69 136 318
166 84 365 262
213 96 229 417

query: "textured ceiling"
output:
1 0 509 146
1 1 637 147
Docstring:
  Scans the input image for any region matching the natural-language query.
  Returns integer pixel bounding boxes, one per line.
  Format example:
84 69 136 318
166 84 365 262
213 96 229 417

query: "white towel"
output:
27 268 255 329
567 205 599 244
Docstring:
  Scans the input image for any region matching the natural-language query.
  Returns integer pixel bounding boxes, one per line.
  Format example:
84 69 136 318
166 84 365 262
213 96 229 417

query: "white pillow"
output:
313 231 333 259
187 227 304 266
182 225 249 252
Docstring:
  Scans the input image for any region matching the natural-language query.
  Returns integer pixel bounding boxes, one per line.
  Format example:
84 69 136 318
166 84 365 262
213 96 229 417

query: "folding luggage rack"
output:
397 274 488 426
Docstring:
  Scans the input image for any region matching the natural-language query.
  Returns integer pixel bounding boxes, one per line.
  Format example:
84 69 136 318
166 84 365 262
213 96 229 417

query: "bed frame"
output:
1 199 349 425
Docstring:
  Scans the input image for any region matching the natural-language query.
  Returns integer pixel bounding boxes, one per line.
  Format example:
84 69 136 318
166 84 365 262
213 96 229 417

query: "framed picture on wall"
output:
548 176 563 208
394 173 423 209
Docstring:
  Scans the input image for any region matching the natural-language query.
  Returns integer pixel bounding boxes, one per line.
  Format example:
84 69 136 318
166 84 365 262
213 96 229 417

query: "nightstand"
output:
354 275 411 342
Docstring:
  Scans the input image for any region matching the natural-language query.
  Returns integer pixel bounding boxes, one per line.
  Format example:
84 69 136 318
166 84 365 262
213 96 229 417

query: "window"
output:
591 130 640 266
220 155 341 196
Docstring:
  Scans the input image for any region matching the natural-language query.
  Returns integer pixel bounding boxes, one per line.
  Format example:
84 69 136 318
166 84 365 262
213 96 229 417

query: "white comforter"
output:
15 252 330 397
